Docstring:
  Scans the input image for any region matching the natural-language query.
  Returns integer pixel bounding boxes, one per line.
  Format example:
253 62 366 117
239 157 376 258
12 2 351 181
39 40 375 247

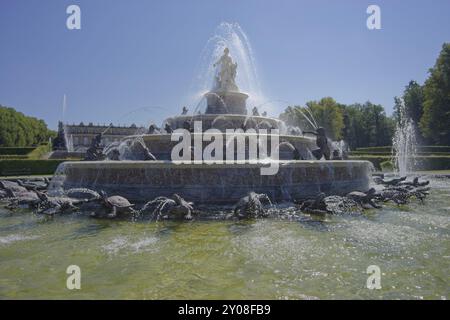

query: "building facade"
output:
61 122 145 152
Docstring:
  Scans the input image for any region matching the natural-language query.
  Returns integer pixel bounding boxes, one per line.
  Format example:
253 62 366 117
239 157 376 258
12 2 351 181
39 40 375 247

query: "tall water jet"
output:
62 94 74 152
392 98 419 176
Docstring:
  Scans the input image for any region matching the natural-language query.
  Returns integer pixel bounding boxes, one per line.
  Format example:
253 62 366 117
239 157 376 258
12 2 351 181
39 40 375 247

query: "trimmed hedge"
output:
0 160 66 176
355 146 392 153
0 147 36 155
0 155 29 160
356 146 450 153
350 155 450 171
0 144 51 160
350 151 450 156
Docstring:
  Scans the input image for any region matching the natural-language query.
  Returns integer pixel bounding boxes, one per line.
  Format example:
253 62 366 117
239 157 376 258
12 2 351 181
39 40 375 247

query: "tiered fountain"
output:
51 46 372 204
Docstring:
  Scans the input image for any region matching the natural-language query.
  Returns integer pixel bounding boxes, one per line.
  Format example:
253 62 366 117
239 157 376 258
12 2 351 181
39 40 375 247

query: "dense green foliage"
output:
0 105 55 147
393 81 424 126
342 102 395 149
280 99 395 149
280 97 344 140
392 44 450 145
281 43 450 149
420 43 450 145
402 80 425 125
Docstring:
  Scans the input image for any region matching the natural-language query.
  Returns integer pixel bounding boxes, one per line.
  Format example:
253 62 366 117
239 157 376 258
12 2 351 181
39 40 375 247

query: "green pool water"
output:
0 177 449 299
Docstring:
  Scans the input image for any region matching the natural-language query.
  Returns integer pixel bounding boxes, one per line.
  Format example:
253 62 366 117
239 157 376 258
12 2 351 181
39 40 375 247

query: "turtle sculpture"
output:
0 180 28 195
0 180 32 203
4 190 41 210
320 195 361 215
0 189 10 199
374 186 430 205
65 188 101 201
299 192 329 214
35 192 85 215
405 187 430 203
399 177 430 188
375 187 409 205
346 188 382 209
299 193 365 215
374 176 407 186
90 190 137 218
233 192 272 219
0 187 16 200
140 194 194 220
16 178 50 191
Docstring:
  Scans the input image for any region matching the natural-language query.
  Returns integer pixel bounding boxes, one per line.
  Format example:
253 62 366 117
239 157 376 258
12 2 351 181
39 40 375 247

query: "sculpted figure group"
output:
1 174 431 221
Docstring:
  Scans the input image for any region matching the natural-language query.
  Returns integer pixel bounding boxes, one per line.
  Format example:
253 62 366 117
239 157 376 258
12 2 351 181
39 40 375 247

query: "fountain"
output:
50 36 372 205
62 94 74 152
392 99 419 176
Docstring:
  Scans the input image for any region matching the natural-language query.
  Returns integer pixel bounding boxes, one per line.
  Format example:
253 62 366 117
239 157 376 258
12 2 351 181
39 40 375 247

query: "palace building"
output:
54 121 145 152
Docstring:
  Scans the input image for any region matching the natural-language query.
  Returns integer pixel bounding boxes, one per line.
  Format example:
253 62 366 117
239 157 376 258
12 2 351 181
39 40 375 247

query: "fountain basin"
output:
122 133 317 160
164 114 284 132
205 91 248 114
55 160 372 204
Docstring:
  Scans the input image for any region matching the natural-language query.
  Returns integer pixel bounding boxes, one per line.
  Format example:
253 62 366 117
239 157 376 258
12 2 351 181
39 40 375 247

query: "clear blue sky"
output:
1 0 449 129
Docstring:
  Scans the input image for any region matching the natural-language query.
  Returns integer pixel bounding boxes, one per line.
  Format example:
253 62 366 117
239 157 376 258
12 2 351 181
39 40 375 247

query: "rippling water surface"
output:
0 177 449 299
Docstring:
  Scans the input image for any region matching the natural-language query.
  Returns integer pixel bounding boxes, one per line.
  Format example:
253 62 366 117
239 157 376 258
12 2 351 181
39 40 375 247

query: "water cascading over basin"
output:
56 160 371 204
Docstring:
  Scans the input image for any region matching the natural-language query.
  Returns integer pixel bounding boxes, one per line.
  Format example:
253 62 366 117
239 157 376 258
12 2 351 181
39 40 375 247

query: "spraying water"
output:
190 22 269 114
392 98 419 176
62 94 74 152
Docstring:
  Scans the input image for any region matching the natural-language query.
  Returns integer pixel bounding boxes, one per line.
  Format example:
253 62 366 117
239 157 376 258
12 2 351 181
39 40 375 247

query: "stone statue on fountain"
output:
205 47 248 114
303 127 331 160
213 48 239 92
52 121 67 151
84 133 106 161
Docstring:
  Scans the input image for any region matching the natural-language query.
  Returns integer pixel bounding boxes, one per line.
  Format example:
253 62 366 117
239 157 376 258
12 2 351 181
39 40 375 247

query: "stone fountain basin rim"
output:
60 160 371 169
165 113 282 122
205 90 249 97
124 133 317 141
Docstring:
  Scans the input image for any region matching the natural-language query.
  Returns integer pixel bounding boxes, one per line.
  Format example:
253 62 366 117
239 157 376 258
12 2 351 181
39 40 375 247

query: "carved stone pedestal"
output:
205 91 249 115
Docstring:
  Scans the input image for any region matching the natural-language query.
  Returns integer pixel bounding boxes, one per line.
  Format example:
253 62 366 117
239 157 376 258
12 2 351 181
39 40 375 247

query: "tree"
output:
280 98 394 149
280 98 345 140
420 43 450 145
304 97 345 140
0 105 55 147
392 96 403 124
403 80 424 125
